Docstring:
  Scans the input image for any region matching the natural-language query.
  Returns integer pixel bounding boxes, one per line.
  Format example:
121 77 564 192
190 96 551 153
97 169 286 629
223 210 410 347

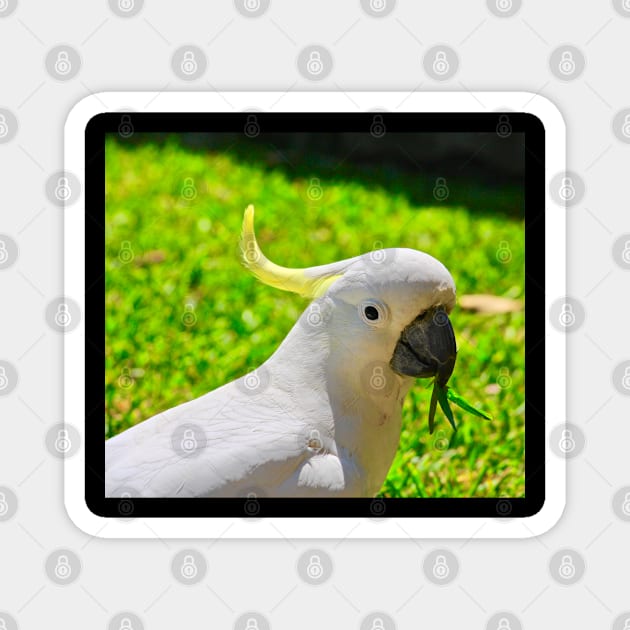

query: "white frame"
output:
64 92 566 539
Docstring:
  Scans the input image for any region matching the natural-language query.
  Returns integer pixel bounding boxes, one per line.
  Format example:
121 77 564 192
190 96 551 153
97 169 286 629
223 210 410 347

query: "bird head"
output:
240 205 457 393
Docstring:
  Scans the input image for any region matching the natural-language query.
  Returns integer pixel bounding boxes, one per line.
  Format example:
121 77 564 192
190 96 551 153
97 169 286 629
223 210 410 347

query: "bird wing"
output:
105 380 343 498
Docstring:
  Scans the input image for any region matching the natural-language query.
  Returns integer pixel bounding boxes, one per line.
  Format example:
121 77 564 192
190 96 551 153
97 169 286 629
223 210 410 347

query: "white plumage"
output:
105 206 456 498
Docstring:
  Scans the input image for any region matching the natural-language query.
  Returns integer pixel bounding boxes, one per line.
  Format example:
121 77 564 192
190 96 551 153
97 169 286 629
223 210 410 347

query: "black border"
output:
86 112 545 519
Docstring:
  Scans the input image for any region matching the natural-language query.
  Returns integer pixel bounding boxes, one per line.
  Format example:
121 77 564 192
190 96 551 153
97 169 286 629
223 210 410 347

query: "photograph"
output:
104 127 525 499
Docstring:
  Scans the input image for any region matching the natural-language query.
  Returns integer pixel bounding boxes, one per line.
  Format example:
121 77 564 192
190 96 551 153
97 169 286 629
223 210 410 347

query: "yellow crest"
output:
240 205 343 298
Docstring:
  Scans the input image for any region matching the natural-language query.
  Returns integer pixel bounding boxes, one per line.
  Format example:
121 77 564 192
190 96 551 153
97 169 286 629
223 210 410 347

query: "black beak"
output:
389 307 457 387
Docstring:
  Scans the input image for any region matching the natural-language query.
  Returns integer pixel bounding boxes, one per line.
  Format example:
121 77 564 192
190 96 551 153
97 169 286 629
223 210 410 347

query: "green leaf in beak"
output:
428 380 439 434
437 385 457 432
447 388 493 421
422 379 492 434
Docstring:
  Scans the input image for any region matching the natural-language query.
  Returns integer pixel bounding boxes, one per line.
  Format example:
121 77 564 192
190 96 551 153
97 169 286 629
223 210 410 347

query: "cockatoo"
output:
105 205 457 498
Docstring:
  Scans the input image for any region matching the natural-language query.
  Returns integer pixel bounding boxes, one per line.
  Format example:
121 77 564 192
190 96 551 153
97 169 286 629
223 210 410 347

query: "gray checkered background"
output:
1 1 629 628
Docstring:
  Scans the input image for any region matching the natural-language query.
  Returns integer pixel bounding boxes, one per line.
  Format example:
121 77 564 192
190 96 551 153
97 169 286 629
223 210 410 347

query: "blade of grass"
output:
469 462 489 496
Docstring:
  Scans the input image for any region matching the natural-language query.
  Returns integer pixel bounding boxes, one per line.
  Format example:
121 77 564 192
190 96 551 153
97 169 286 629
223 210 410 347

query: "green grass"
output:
105 137 525 498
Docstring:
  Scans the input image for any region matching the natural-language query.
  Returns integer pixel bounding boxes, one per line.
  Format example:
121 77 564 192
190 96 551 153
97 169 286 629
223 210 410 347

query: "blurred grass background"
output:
105 136 525 498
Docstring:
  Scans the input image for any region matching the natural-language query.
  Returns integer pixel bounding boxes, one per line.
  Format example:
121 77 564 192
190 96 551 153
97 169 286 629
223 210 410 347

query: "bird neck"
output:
267 320 412 495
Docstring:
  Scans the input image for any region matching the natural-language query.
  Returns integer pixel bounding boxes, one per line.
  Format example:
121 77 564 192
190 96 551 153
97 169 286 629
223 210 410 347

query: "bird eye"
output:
359 300 388 326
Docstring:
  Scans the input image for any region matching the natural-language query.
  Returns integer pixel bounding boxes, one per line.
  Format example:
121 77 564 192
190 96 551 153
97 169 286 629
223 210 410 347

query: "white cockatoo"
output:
105 205 457 498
